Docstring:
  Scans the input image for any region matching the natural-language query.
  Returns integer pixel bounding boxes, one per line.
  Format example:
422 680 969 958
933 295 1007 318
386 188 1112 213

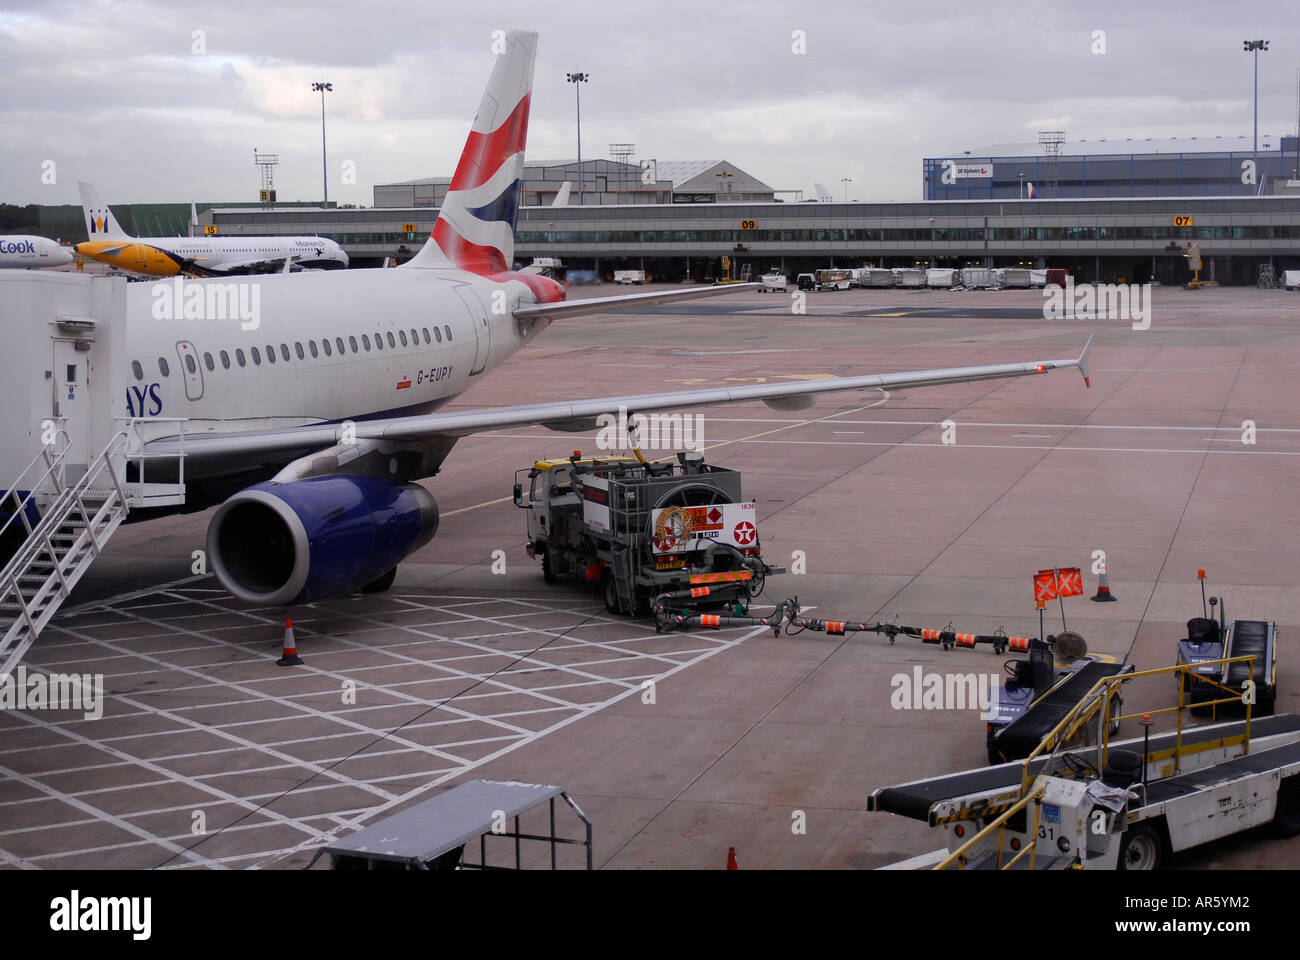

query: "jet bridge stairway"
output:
0 420 186 675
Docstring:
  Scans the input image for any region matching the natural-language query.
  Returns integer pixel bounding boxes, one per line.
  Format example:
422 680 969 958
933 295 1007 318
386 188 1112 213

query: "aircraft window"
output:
409 328 419 346
337 337 346 354
295 342 305 360
158 357 170 377
67 364 77 383
251 347 261 365
320 339 330 357
433 326 442 343
399 330 408 347
386 332 396 348
220 350 230 369
184 354 197 375
444 325 453 341
422 327 431 344
203 352 215 371
362 334 371 351
266 344 276 364
131 360 143 381
280 344 290 362
374 333 383 350
348 336 358 353
236 348 246 367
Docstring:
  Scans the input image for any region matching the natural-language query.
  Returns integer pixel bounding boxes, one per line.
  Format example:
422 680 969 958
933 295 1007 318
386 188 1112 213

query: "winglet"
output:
1077 333 1094 388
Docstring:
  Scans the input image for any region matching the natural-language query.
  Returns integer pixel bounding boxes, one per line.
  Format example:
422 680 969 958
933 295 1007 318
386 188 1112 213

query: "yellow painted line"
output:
446 389 892 517
655 388 891 462
864 312 908 317
442 495 512 517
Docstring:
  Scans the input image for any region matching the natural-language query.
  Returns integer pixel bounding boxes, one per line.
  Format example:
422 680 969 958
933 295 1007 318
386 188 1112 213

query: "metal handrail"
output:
0 419 70 545
113 417 188 490
1019 656 1258 793
934 787 1047 870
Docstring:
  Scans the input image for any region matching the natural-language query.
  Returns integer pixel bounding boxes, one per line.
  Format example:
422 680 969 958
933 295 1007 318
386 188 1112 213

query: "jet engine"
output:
206 476 438 605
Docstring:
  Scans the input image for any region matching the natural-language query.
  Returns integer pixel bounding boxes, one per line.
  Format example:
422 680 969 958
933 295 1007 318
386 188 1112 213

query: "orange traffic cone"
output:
726 847 739 870
1090 566 1117 603
277 618 304 665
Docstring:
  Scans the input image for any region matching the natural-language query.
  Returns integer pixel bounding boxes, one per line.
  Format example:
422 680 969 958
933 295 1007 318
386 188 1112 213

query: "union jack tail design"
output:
408 30 537 273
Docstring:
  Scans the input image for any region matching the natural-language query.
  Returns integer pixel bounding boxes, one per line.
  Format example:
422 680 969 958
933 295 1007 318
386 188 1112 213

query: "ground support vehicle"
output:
814 268 851 291
516 451 781 617
1177 589 1278 716
870 659 1300 870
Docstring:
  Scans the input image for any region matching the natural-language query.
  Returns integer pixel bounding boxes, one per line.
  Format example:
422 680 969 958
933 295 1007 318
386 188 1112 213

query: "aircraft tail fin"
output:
78 181 131 241
406 30 538 272
552 180 571 207
814 182 833 203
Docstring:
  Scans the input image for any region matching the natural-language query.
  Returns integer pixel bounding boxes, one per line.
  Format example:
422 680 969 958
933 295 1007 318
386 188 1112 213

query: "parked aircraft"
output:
76 182 348 277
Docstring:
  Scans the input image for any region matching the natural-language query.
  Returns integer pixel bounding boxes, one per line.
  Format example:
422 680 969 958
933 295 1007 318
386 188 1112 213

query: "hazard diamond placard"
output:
649 501 758 555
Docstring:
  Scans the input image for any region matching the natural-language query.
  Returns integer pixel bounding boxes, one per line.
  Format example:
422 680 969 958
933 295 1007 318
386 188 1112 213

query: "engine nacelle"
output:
207 476 439 605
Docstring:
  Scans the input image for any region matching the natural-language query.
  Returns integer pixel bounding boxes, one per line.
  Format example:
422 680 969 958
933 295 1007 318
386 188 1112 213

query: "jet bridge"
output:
0 272 185 674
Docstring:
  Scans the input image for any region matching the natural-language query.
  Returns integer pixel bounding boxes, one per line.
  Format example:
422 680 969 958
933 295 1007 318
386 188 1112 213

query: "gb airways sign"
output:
941 160 993 183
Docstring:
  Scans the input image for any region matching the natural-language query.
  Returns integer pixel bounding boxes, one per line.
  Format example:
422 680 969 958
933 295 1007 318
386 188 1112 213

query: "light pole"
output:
312 81 332 206
1018 172 1025 199
841 176 853 202
566 72 589 205
1243 39 1269 185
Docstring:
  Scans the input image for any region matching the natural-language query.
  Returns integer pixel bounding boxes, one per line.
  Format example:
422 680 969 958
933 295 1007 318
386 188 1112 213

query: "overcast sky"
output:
2 0 1297 207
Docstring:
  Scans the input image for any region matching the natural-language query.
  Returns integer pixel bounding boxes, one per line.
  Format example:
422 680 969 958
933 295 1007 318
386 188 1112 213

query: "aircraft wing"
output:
145 337 1093 468
200 255 296 274
513 283 759 323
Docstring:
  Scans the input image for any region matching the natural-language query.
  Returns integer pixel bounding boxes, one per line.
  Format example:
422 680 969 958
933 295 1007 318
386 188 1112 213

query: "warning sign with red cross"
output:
648 501 759 555
1034 566 1084 603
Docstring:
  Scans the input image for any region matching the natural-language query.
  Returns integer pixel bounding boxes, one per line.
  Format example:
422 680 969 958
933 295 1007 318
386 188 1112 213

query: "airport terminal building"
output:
32 152 1300 285
925 135 1300 200
169 194 1300 286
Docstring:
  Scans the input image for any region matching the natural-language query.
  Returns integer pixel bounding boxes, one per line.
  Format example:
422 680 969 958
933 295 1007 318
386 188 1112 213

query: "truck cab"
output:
514 455 638 581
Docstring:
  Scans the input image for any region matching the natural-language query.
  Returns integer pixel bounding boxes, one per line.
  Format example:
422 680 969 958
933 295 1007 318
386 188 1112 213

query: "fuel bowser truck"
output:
514 450 780 617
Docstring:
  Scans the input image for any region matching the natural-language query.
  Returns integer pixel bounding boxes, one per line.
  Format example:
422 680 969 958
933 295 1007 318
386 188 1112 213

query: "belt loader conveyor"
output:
871 657 1300 869
869 713 1300 827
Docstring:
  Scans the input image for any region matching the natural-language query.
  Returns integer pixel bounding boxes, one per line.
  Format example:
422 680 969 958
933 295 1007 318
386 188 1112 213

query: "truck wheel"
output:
541 548 556 584
1117 823 1165 871
1272 779 1300 838
602 569 621 615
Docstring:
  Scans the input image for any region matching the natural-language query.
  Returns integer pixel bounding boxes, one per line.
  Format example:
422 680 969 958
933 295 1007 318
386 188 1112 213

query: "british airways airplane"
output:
12 30 1090 609
76 181 348 277
0 235 75 269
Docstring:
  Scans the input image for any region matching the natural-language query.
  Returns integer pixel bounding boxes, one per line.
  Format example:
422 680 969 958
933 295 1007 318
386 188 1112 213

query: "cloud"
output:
1 0 1296 205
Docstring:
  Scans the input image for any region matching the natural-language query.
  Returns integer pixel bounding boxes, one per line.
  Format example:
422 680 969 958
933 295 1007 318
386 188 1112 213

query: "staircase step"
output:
2 430 186 675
